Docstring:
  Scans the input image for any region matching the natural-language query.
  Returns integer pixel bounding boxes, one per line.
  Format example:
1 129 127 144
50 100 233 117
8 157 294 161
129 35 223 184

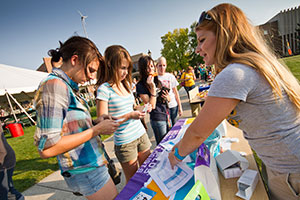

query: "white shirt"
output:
158 73 179 108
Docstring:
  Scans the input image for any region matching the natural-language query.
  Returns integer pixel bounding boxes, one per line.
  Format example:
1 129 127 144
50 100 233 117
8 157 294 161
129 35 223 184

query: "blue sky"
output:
1 0 299 70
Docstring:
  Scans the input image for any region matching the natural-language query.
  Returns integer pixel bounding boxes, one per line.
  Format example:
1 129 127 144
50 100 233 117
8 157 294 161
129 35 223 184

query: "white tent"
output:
0 64 48 123
0 64 48 95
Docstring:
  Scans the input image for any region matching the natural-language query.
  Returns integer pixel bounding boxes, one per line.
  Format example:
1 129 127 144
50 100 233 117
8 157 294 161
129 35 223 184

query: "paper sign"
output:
130 187 156 200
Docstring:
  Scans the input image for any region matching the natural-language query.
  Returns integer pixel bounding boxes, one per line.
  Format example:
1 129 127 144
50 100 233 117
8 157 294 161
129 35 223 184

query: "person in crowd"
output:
157 56 182 126
34 36 119 200
180 66 196 97
132 77 148 130
194 65 200 79
206 65 214 81
177 70 182 80
0 124 24 200
173 70 178 79
0 108 5 117
95 45 151 183
132 77 139 105
136 55 170 145
168 3 300 200
199 64 208 82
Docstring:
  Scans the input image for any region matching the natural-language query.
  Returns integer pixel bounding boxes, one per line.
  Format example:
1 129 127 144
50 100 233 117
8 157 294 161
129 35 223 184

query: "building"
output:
36 57 62 73
131 53 147 72
259 5 300 57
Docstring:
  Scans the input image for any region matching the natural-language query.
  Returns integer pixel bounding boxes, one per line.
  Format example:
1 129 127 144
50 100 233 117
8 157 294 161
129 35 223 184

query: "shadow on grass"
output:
14 158 58 192
14 178 37 193
14 158 58 175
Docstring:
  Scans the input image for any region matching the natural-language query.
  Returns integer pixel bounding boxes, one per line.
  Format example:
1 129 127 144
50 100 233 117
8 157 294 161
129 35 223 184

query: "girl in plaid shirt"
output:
34 36 119 199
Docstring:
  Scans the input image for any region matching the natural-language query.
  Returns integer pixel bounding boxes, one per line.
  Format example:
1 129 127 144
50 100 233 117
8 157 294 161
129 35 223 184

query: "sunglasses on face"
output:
196 11 212 26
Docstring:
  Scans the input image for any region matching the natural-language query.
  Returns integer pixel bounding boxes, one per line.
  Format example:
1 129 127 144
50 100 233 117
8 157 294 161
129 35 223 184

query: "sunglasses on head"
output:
196 11 212 26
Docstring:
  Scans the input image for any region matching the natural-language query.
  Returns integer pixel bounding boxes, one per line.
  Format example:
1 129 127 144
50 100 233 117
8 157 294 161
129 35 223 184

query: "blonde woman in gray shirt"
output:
168 3 300 200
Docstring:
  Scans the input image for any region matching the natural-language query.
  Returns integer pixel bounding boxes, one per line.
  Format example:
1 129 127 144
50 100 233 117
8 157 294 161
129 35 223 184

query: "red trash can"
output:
6 123 24 138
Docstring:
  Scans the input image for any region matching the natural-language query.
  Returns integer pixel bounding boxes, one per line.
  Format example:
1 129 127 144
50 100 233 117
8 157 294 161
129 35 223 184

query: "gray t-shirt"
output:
208 63 300 173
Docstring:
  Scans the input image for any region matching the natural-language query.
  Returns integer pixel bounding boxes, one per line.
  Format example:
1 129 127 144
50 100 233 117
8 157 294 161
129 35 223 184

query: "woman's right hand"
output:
93 119 119 135
146 75 155 88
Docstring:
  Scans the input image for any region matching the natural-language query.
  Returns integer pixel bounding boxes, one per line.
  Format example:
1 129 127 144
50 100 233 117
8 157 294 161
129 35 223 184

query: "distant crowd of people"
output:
2 3 300 200
175 64 215 83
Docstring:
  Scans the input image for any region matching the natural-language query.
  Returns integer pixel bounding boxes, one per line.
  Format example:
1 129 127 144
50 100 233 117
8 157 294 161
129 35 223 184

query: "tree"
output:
161 28 190 72
188 22 203 67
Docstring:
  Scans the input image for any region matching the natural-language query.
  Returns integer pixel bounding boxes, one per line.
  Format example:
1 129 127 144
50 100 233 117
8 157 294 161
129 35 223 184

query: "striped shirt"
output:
96 82 145 145
34 68 105 173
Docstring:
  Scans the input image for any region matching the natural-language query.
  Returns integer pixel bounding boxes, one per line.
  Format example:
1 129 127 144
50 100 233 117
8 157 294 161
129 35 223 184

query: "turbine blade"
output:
77 10 83 17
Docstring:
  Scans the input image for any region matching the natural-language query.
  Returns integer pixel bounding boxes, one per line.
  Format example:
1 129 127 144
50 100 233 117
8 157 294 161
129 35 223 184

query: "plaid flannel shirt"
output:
34 68 105 172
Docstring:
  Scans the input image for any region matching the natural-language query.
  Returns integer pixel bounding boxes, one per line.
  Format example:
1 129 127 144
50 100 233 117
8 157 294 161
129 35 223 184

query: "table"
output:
188 87 203 117
188 86 207 117
115 118 269 200
219 121 269 200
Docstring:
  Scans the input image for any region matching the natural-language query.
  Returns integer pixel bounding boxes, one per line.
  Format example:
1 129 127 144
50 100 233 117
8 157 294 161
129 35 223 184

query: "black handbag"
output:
102 142 122 185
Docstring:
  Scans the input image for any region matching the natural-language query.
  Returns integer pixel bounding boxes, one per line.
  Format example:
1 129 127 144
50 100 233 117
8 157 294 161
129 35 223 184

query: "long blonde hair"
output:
196 3 300 110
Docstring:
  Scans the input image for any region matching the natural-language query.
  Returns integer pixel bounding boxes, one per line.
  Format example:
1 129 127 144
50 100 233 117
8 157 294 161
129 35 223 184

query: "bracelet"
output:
174 147 186 161
150 93 156 97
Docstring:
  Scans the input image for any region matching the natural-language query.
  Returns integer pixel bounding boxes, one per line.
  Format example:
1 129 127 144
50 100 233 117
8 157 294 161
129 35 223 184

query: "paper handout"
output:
148 150 194 197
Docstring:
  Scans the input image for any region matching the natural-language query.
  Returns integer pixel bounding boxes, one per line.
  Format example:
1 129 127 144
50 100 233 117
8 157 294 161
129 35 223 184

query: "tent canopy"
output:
0 64 48 96
0 64 48 107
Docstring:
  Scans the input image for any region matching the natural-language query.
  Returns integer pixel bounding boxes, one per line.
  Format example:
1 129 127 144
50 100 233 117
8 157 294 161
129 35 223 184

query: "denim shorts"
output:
115 133 151 163
63 165 110 196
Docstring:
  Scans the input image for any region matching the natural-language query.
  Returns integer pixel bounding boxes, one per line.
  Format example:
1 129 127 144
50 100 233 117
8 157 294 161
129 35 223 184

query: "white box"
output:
236 169 259 200
215 150 249 179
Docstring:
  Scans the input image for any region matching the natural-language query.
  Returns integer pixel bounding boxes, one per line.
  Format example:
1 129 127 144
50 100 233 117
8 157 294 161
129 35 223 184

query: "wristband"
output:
150 93 156 97
174 147 186 161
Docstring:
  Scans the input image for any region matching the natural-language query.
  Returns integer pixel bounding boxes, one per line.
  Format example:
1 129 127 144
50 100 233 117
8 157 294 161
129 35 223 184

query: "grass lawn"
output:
280 54 300 81
6 126 58 192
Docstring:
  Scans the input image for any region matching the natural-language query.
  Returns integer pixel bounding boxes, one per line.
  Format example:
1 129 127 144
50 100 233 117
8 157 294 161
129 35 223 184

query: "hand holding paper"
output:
149 150 193 197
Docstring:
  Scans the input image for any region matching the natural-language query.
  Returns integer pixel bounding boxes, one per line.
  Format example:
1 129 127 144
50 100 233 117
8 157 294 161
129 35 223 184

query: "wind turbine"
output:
77 10 94 106
78 10 88 38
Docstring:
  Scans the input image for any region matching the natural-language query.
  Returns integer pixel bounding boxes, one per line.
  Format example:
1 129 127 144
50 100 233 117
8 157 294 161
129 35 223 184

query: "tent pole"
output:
5 91 18 122
7 92 36 125
85 86 94 107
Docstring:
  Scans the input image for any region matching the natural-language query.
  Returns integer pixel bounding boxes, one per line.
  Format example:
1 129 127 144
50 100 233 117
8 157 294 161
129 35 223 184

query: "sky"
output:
1 0 299 70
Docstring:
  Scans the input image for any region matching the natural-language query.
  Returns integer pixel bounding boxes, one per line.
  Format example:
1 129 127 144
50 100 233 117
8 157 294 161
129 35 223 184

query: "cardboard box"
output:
236 169 259 200
215 150 249 179
188 86 201 104
188 86 202 117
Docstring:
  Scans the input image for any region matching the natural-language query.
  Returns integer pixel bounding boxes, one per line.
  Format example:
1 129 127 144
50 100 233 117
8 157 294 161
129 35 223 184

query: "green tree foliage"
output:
160 24 204 72
161 28 190 72
188 22 204 67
